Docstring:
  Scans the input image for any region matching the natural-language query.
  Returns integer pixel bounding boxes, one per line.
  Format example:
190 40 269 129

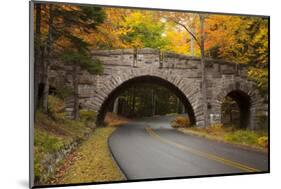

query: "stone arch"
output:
93 69 203 126
213 82 264 129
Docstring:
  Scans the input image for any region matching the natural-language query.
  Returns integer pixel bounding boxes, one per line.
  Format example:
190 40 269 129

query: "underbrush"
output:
51 112 128 184
224 130 268 148
34 95 96 185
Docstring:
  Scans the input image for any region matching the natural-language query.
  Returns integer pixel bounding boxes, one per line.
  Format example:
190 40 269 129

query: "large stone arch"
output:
48 48 268 128
212 81 264 129
91 68 204 126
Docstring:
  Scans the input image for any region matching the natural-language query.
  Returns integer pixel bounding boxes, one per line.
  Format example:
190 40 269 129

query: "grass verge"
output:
53 126 125 184
177 125 268 153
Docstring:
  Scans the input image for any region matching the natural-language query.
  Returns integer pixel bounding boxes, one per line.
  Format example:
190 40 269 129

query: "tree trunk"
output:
34 3 41 111
181 103 185 114
230 109 233 123
151 88 156 116
128 89 132 114
176 98 180 113
42 4 54 113
42 65 50 113
190 23 195 56
72 64 80 120
113 97 119 114
132 87 136 114
154 92 157 115
199 14 208 127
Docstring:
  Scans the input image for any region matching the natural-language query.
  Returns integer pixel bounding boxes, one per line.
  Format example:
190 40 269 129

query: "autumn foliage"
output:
34 3 268 117
171 116 191 128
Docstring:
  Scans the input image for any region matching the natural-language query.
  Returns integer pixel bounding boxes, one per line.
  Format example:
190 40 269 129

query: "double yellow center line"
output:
145 127 260 173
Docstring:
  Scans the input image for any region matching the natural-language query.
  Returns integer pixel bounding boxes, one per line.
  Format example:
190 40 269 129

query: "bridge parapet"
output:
136 48 160 68
91 49 135 67
91 48 248 78
163 52 200 69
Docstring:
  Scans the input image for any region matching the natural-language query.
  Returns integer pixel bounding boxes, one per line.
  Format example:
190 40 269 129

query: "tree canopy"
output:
34 3 269 118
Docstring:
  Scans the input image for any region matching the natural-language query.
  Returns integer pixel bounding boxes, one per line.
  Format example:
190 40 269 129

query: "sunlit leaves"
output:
205 15 268 66
120 11 170 49
204 15 268 93
248 67 268 94
35 4 269 95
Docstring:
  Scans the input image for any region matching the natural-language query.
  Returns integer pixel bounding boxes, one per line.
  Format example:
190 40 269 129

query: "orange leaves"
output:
205 15 268 65
164 28 189 54
205 15 235 55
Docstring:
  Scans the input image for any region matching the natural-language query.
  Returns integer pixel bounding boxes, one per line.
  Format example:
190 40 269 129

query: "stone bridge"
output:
49 48 268 129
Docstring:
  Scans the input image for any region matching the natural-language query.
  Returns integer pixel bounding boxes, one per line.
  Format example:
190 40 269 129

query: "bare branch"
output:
173 20 201 49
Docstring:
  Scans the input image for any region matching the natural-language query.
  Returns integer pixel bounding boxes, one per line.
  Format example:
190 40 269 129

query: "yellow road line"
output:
145 127 260 173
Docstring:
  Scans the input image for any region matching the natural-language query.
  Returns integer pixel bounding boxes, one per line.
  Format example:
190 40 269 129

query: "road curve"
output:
108 115 268 180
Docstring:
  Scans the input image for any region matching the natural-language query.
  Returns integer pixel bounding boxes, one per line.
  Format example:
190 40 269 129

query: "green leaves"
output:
81 57 103 75
51 5 105 75
79 6 106 31
120 12 170 49
60 50 103 75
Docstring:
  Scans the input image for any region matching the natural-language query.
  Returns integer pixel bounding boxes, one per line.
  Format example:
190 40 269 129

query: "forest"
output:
109 84 185 118
33 3 268 121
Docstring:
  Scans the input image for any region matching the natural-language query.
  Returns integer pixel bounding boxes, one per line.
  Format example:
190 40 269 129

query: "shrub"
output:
171 116 190 128
204 123 225 135
34 148 42 181
104 112 129 127
34 110 93 184
48 95 65 120
80 110 97 129
257 136 268 148
208 123 223 130
34 128 65 153
80 110 97 122
56 85 74 99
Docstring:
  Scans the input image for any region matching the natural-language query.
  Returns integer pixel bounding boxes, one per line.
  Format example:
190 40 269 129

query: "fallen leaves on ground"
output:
53 127 125 184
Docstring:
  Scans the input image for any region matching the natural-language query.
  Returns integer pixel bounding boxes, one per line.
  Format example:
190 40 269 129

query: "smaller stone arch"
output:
214 82 264 129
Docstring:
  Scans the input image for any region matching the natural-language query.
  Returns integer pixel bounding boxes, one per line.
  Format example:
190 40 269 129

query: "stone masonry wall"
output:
49 48 267 129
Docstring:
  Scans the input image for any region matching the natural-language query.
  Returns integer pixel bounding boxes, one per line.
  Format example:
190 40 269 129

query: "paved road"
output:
108 115 268 180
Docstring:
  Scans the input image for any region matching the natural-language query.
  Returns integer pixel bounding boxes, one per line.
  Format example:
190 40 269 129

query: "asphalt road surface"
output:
108 115 268 180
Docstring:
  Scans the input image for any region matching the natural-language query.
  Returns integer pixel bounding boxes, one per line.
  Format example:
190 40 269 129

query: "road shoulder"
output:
177 128 268 154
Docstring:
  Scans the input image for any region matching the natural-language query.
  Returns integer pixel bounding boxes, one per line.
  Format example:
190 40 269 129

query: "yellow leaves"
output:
161 13 201 55
115 27 132 36
248 67 268 93
38 4 268 67
164 28 189 54
171 116 191 128
205 14 268 67
131 38 144 48
124 11 143 25
257 136 268 148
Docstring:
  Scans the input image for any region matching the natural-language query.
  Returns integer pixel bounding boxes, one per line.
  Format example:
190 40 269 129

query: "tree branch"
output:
173 20 201 49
